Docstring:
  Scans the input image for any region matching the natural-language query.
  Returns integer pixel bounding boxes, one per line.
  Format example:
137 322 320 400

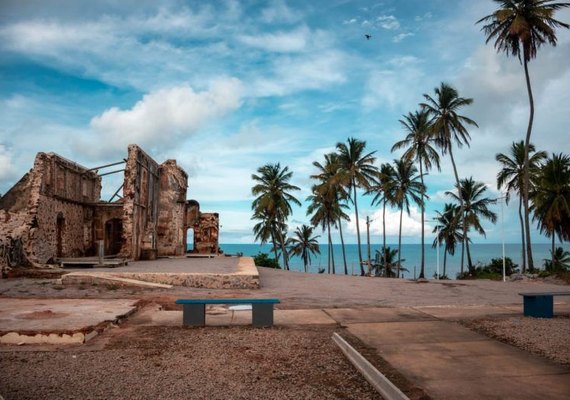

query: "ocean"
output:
217 243 568 279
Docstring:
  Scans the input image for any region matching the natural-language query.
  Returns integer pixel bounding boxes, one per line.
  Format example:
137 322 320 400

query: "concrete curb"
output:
332 333 410 400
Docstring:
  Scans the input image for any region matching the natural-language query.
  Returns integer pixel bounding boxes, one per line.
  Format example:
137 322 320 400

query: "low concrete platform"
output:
129 305 337 327
61 256 259 289
0 298 138 345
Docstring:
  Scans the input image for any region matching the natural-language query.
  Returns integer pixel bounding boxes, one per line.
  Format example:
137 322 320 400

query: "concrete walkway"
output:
332 306 570 400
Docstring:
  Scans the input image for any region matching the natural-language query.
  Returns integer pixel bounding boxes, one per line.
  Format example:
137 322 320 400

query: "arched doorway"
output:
104 218 123 256
56 213 65 258
186 228 194 253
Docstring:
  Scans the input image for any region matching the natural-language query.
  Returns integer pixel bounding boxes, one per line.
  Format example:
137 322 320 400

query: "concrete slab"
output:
325 307 435 325
61 256 259 289
0 298 138 344
274 309 337 326
61 273 173 289
346 316 570 400
347 321 487 345
413 304 519 320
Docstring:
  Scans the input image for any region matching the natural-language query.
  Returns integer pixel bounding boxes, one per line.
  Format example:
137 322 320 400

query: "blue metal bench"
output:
519 291 570 318
175 298 280 327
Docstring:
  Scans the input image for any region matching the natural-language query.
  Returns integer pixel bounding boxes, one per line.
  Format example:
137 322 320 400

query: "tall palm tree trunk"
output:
276 229 289 271
419 156 426 279
397 207 403 278
327 222 335 274
551 232 556 268
270 230 279 264
338 217 348 275
448 146 467 274
518 196 527 273
382 198 387 268
466 236 473 270
522 56 535 272
352 180 364 275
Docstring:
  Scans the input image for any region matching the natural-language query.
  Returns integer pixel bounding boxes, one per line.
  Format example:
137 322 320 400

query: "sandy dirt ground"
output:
0 325 383 400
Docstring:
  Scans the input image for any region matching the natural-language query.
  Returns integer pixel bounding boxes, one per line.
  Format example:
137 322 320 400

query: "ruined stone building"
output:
0 145 219 272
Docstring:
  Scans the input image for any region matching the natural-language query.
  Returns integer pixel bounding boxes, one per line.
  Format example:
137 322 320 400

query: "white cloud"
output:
0 145 16 182
251 50 347 96
260 0 302 24
343 18 358 25
415 12 433 22
238 27 309 52
377 15 400 30
346 207 427 238
362 56 427 111
393 32 414 43
85 78 243 156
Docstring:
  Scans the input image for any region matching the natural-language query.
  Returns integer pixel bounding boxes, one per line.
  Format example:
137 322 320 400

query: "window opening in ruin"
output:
104 218 123 256
186 228 194 253
56 213 65 258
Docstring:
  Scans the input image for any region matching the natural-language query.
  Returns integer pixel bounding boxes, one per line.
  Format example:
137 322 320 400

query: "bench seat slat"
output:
176 298 280 305
518 292 570 297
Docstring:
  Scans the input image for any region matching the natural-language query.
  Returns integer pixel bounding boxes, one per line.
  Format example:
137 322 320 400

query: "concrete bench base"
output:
519 291 570 318
176 299 280 327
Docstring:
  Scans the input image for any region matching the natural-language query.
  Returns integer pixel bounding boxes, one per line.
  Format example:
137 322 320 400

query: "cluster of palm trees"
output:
478 0 570 271
250 1 570 276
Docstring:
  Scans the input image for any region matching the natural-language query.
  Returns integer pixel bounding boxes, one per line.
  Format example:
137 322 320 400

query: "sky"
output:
1 0 569 245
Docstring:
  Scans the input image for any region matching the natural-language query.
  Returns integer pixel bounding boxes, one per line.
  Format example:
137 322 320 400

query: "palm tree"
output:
532 153 570 263
372 246 406 278
446 178 498 272
307 186 339 274
478 0 570 271
421 82 478 274
392 109 441 279
287 225 321 273
368 163 397 270
432 203 464 279
251 163 301 270
392 159 424 278
252 208 280 261
544 247 570 272
336 138 378 275
311 153 350 274
496 141 546 272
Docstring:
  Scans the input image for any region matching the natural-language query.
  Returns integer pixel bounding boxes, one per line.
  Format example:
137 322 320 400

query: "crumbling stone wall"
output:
1 144 222 272
120 145 160 260
0 153 100 271
157 160 188 256
193 212 219 254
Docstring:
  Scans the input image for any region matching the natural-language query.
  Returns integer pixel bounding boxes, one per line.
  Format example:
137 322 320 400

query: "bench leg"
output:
252 303 274 327
523 295 553 318
182 304 206 326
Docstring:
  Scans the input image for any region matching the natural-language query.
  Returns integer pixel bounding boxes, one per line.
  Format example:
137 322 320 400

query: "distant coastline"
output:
194 243 569 279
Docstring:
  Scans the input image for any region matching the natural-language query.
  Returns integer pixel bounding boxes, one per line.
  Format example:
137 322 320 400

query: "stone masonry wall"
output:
157 160 188 256
193 212 219 254
0 152 100 270
120 145 160 260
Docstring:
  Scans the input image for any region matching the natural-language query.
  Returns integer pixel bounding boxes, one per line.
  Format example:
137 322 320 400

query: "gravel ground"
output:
463 315 570 365
0 326 382 400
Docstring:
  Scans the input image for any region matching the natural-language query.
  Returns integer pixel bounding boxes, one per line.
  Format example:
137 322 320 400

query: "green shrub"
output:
457 257 518 280
253 253 281 269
